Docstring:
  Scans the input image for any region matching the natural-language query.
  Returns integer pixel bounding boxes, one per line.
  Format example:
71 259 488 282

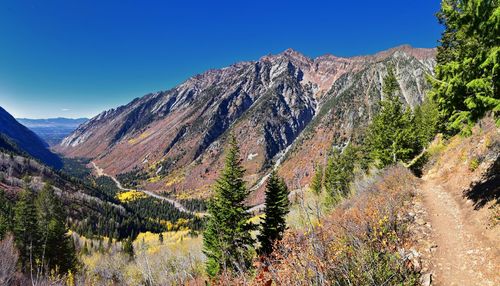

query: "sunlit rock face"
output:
57 45 435 203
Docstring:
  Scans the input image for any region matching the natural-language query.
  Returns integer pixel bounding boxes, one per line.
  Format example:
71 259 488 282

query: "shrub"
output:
469 157 480 171
252 166 420 286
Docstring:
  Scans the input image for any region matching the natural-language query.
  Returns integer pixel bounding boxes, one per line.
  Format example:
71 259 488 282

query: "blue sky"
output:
0 0 442 119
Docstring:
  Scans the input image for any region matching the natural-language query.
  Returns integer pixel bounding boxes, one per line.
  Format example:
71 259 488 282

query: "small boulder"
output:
420 273 432 286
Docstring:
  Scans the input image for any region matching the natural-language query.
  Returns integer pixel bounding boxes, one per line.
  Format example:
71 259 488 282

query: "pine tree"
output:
429 0 500 134
310 165 324 195
258 171 290 255
203 134 255 277
35 184 77 274
13 189 39 270
366 67 418 167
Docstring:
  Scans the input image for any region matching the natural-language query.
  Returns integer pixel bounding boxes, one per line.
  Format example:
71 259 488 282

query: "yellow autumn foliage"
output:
127 130 151 145
117 190 147 202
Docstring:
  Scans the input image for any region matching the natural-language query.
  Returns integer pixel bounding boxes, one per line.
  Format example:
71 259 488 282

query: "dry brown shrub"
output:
0 234 18 286
249 165 420 286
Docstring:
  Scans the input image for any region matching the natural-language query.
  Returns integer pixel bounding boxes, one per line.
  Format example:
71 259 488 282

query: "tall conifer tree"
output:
258 171 290 255
203 134 255 277
429 0 499 134
366 67 417 167
13 189 39 270
35 184 76 274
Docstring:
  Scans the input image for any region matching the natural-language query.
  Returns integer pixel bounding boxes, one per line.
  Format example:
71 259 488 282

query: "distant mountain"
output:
57 45 436 203
0 106 62 169
17 117 88 146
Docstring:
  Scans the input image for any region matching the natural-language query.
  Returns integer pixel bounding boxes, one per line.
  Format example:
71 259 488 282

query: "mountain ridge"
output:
0 106 62 169
57 45 436 202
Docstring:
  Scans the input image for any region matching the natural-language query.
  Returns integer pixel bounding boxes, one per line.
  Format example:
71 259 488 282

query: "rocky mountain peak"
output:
57 45 436 203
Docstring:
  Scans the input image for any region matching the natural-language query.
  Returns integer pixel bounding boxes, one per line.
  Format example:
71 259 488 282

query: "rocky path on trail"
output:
419 175 499 286
91 162 201 216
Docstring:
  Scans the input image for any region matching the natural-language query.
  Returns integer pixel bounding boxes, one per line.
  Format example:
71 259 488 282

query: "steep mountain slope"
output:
0 106 62 169
17 117 88 146
57 45 435 202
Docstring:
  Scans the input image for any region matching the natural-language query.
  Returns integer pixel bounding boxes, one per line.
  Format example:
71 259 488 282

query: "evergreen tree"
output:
324 145 356 205
413 98 440 147
35 184 77 274
258 171 290 255
366 67 418 167
429 0 500 134
0 190 12 239
123 236 134 259
159 232 164 244
13 189 39 270
310 165 324 195
203 134 255 277
81 241 89 256
382 66 400 97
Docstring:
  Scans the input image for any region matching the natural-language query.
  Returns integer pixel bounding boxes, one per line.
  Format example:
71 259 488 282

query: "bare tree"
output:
0 234 19 286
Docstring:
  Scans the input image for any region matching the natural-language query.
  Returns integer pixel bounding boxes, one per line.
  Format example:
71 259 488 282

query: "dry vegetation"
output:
217 166 421 285
74 230 205 285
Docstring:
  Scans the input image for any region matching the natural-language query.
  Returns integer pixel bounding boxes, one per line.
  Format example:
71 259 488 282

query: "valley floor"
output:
90 161 200 215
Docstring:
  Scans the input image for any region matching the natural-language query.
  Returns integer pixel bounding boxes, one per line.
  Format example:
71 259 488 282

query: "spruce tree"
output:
203 134 255 277
429 0 500 134
258 171 290 255
13 189 39 270
35 184 77 274
366 67 417 167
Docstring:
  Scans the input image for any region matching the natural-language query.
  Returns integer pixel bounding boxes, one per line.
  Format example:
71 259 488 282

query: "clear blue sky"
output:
0 0 442 119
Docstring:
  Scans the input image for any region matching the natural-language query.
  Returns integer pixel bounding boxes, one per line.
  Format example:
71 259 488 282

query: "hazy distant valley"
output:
17 117 88 146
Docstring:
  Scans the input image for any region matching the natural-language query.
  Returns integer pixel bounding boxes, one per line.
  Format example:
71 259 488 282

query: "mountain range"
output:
56 45 436 203
17 117 88 146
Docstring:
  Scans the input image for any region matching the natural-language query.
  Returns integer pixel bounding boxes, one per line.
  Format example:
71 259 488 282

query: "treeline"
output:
126 197 205 231
178 198 208 212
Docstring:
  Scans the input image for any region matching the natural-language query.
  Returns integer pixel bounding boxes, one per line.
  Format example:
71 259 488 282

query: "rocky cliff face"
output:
57 45 436 202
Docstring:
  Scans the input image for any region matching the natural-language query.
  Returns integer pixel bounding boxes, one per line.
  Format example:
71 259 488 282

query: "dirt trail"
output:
91 162 202 216
420 175 499 286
